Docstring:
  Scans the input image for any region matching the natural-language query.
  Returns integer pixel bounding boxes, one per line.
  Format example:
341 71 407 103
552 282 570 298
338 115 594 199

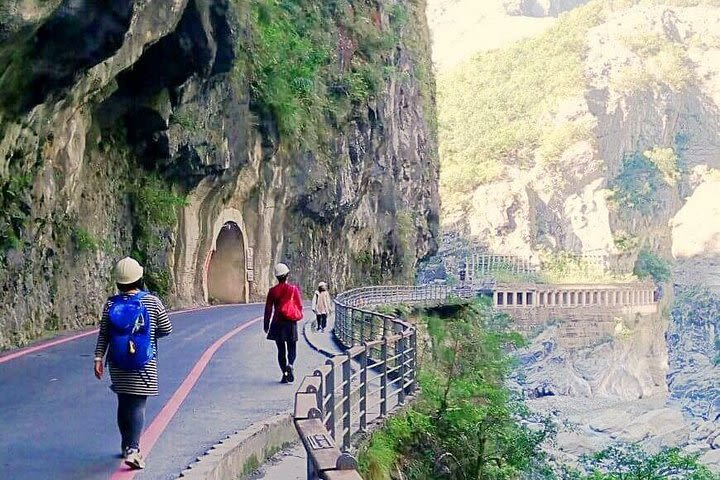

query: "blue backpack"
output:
107 291 155 370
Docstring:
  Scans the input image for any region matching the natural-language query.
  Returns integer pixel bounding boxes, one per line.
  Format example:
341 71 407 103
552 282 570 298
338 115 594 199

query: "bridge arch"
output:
203 208 250 304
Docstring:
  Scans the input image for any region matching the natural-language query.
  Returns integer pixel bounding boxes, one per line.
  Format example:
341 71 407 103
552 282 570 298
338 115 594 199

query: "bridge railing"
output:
294 284 482 480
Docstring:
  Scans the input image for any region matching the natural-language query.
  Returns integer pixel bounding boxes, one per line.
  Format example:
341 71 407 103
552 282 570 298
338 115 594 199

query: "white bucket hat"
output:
318 281 327 289
114 257 144 285
274 263 290 277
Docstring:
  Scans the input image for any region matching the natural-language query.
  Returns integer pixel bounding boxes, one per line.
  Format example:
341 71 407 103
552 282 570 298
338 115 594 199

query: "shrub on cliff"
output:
358 300 554 480
565 443 719 479
610 151 667 215
633 249 670 282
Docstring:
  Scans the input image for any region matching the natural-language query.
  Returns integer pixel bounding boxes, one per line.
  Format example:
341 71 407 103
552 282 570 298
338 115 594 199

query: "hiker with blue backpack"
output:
93 257 172 470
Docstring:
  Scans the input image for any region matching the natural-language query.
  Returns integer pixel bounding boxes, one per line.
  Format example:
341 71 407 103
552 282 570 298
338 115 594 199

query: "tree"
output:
359 300 555 480
565 444 719 480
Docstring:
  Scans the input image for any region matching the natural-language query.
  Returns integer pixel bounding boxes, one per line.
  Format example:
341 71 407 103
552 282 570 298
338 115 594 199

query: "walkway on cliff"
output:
0 304 324 480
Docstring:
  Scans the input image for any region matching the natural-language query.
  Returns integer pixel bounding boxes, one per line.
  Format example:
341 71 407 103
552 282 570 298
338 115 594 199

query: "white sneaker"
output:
124 449 146 469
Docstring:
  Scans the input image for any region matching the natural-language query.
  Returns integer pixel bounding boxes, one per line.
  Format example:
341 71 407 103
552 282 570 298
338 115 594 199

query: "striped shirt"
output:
94 292 172 396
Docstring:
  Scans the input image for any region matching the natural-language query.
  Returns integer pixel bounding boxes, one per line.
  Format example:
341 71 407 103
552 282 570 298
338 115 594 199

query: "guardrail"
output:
293 284 484 480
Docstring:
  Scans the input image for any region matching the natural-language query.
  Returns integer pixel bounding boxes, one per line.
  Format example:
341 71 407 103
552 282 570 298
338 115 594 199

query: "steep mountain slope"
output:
439 0 720 286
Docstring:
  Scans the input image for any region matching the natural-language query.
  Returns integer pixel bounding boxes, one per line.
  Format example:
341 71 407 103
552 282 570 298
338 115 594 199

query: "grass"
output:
643 147 680 185
235 0 412 149
129 172 187 295
612 35 693 93
0 143 40 257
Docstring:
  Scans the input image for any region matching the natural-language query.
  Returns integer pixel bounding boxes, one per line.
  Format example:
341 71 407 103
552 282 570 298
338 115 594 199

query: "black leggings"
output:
117 393 147 451
316 314 327 330
275 340 297 372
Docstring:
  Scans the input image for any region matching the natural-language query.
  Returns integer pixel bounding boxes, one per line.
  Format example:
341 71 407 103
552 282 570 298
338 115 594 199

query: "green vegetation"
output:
236 0 410 147
71 227 99 252
354 251 383 285
612 34 692 93
569 444 718 479
437 0 705 215
643 147 680 185
130 173 187 295
359 301 553 479
534 251 634 283
241 453 260 475
360 301 716 479
0 166 32 254
0 35 33 118
613 231 640 252
609 151 667 214
633 249 671 282
538 120 594 167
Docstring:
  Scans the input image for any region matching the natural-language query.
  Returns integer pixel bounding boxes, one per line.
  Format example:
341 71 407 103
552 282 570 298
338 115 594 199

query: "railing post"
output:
342 352 352 451
349 308 355 346
380 337 388 417
410 331 417 394
360 343 368 432
359 311 365 344
337 304 345 345
326 360 336 439
307 455 317 480
398 334 406 405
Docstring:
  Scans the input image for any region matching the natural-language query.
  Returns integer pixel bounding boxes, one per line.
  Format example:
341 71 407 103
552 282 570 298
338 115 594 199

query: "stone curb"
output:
302 320 344 358
177 413 298 480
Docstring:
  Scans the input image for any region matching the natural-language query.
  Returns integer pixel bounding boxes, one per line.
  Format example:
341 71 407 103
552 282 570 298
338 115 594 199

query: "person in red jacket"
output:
264 263 303 383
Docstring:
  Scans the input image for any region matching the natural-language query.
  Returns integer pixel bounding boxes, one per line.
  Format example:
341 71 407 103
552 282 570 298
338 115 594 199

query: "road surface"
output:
0 304 322 480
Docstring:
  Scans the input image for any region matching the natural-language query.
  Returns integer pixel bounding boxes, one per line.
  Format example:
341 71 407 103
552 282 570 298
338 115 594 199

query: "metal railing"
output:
294 284 483 480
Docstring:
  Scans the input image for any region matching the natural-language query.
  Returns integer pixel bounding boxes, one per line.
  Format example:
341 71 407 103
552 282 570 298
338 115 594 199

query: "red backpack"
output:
279 284 303 321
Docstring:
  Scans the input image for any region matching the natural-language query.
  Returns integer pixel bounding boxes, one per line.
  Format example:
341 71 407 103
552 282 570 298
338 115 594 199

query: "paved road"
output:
0 304 323 480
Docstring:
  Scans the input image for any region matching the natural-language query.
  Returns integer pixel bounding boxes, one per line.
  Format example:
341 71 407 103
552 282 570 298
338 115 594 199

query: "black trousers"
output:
117 393 147 451
275 340 297 372
316 314 327 330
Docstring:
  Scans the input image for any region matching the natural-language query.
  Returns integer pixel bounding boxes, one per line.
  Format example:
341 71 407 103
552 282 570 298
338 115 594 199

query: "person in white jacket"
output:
311 282 333 332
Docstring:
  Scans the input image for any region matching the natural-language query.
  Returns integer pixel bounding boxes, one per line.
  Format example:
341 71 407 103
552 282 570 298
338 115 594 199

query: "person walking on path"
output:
93 257 172 470
264 263 303 383
312 282 333 332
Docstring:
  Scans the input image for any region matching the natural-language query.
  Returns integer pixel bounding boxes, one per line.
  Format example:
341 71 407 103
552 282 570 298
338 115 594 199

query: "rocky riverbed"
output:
515 285 720 469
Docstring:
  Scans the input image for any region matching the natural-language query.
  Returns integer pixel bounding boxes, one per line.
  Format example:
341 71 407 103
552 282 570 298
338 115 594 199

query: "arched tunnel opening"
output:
207 221 246 304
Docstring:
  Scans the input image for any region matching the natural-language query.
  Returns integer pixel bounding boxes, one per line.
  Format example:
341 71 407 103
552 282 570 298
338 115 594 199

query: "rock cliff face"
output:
0 0 439 349
668 287 720 423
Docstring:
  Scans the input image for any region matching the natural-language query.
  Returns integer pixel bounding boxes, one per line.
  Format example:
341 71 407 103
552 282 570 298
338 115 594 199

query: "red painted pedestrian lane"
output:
110 316 263 479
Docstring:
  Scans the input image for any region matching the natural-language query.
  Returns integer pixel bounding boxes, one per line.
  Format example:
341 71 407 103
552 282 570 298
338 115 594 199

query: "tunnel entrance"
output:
207 222 246 304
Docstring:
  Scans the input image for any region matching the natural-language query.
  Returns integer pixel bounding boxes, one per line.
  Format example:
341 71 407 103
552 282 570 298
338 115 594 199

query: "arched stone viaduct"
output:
492 283 657 312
